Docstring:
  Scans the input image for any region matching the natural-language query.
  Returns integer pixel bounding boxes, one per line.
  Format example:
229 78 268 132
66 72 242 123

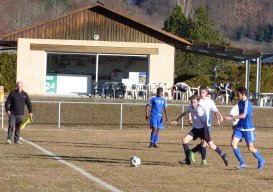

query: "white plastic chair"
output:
148 82 158 97
174 85 188 100
125 84 137 99
136 84 148 99
174 89 182 100
190 86 200 96
159 82 172 99
217 86 229 104
264 97 272 107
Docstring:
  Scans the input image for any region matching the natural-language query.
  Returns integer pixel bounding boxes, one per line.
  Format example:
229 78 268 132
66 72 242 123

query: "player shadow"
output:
28 140 147 151
5 153 176 167
126 140 232 148
28 139 208 152
6 153 129 164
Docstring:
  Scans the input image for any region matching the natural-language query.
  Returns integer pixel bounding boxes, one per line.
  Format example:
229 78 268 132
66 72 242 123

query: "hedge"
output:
0 53 17 92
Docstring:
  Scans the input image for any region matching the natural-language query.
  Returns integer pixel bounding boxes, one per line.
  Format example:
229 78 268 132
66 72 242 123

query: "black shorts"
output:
188 127 211 142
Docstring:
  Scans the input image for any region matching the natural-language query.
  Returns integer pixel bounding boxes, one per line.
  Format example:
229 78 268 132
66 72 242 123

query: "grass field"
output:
1 123 272 192
1 98 273 192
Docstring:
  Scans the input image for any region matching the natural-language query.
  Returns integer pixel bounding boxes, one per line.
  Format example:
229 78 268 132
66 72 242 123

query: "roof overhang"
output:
182 40 262 61
0 40 17 47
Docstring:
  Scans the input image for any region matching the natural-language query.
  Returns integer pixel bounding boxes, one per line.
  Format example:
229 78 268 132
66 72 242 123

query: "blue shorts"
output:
233 129 256 143
150 115 164 129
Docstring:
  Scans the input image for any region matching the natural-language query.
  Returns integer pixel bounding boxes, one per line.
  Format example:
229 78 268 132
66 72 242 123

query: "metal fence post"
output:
58 102 61 128
120 104 123 129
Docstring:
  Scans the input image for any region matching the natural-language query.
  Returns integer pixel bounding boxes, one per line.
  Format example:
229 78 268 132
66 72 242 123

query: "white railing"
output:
1 100 272 130
30 101 188 129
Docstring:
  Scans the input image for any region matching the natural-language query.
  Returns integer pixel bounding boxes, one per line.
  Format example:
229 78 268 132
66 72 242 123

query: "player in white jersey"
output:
171 95 228 166
182 87 223 165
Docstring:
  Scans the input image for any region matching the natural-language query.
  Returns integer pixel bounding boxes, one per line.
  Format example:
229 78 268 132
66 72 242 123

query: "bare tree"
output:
171 0 193 18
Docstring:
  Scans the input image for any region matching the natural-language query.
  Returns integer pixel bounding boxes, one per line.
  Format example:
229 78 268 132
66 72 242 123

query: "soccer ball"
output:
130 156 141 167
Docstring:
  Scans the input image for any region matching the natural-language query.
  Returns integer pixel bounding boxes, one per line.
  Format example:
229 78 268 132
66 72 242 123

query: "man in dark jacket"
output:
5 82 32 144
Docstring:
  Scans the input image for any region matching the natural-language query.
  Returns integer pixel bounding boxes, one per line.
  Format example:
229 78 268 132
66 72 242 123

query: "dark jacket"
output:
5 90 32 115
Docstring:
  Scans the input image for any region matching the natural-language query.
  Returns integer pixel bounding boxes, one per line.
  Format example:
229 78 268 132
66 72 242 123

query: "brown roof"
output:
0 2 261 61
1 2 190 46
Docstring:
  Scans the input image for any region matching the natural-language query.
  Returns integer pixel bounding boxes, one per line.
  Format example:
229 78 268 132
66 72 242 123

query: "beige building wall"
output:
17 38 175 95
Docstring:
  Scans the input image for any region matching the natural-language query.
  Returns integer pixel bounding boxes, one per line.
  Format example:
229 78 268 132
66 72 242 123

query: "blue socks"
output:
253 151 264 162
233 148 246 165
150 133 155 144
153 133 159 144
234 148 265 169
150 133 159 144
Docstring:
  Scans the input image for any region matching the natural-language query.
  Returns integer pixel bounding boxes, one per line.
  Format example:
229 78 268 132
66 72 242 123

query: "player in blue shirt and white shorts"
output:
146 87 168 148
225 87 265 170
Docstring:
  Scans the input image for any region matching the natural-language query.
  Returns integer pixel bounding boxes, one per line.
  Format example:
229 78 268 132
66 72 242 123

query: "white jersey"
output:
199 97 218 126
187 104 207 129
229 104 239 126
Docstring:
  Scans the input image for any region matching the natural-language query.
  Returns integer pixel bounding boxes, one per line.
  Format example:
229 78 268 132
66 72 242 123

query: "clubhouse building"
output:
0 2 262 96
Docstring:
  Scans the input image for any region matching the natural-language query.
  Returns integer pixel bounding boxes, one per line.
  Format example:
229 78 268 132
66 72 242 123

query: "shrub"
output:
0 53 17 92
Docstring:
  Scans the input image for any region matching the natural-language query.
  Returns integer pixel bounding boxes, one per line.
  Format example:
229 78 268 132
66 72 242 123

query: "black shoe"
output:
179 160 186 164
153 144 158 148
179 159 191 165
15 141 22 145
149 143 153 148
222 153 229 166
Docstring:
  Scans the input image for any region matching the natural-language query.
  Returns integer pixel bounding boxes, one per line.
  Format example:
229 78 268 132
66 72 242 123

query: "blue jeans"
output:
7 114 24 142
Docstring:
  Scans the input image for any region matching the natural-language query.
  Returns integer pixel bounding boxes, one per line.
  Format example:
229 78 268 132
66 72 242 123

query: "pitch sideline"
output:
2 128 121 192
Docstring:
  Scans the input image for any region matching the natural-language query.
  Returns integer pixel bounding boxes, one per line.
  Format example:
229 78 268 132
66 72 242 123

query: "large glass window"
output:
47 53 148 84
98 55 148 84
47 53 96 77
46 53 149 95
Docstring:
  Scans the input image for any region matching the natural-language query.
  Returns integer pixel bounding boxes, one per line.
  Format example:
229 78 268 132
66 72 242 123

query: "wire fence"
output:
1 100 273 129
30 101 189 129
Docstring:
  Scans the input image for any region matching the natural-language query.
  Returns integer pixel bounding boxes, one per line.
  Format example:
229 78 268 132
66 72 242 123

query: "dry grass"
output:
1 98 273 191
1 124 272 192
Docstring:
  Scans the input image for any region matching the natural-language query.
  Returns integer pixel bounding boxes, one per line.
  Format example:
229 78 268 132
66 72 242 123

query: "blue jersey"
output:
208 111 212 132
147 96 167 117
237 99 254 131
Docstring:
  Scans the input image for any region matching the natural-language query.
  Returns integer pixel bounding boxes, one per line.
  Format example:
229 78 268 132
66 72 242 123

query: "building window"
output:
47 53 96 76
46 53 149 95
98 55 148 84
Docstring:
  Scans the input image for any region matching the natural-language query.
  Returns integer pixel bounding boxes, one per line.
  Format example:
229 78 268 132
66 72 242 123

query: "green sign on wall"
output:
45 74 57 93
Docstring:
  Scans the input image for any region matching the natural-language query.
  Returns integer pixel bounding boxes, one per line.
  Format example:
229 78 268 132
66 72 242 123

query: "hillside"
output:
0 0 272 52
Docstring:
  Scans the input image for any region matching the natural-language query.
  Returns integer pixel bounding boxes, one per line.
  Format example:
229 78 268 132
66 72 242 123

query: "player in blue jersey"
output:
225 87 265 170
146 87 168 148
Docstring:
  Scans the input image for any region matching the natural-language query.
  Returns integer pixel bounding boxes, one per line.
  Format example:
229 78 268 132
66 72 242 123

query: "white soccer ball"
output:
130 156 141 167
